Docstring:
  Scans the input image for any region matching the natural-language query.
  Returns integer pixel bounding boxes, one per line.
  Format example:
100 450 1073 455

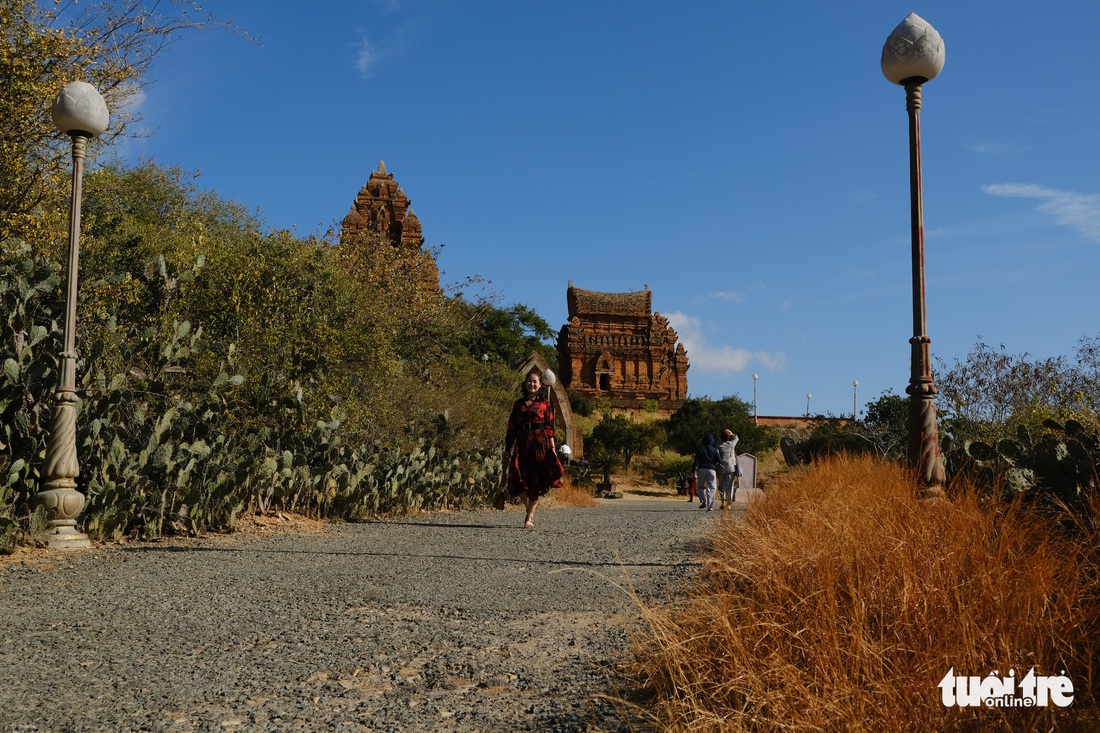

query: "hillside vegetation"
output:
0 159 565 547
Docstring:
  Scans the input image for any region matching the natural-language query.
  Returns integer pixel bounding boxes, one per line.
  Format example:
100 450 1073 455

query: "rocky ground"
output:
0 486 731 732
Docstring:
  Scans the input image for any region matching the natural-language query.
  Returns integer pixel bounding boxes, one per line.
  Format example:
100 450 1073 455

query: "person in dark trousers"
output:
692 433 721 511
717 428 740 509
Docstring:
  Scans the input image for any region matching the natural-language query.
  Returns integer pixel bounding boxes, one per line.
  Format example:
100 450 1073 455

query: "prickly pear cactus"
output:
956 418 1099 508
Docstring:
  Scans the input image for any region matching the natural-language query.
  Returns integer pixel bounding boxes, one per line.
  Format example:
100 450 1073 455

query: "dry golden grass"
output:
550 477 599 508
631 454 1100 732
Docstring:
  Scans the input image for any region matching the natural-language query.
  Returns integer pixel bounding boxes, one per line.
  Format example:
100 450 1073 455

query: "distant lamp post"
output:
853 379 859 420
805 392 812 418
36 81 109 548
882 13 947 494
752 373 759 425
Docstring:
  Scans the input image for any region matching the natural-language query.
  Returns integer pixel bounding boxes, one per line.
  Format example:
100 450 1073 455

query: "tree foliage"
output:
0 0 243 240
0 5 555 549
0 159 546 548
458 301 557 370
589 413 662 471
859 391 909 459
936 338 1097 446
792 391 909 463
665 396 777 457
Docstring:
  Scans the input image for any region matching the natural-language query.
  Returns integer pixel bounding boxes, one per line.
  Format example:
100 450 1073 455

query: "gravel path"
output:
0 494 723 732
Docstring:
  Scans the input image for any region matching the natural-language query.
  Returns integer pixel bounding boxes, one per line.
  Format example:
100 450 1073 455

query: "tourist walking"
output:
717 429 740 509
501 370 564 528
693 433 720 511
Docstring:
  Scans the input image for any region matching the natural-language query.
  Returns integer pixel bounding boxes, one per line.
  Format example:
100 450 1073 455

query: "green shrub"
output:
569 392 593 417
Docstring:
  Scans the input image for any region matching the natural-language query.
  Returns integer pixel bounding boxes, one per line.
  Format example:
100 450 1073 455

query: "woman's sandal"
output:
523 519 534 529
493 492 507 511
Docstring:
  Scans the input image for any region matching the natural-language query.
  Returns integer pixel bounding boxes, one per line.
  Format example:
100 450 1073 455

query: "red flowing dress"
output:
505 396 564 499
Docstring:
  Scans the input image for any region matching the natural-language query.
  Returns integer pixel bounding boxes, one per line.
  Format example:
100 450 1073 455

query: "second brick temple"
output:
557 283 689 413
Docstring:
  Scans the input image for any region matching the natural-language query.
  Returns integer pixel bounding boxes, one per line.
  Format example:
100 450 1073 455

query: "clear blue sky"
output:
113 1 1100 418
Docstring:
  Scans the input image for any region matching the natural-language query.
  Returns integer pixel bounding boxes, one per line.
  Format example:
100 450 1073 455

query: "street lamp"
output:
853 379 859 420
752 373 758 425
36 81 109 548
805 392 812 418
882 13 947 494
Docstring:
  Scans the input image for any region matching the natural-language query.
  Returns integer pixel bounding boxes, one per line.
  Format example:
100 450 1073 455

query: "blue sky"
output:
113 1 1100 418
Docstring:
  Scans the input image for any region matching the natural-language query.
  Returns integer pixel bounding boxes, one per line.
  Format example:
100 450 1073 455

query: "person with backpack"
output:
692 433 721 511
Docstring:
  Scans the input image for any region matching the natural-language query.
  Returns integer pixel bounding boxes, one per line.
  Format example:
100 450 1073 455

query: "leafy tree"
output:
800 418 868 462
665 396 776 457
28 160 521 453
458 300 557 370
589 413 661 471
856 390 909 460
76 164 347 403
331 228 516 447
584 442 621 486
798 391 915 463
0 0 243 241
936 338 1090 445
568 392 593 417
1069 335 1100 415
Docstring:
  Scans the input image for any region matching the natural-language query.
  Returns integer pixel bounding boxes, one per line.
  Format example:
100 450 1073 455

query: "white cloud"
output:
665 311 786 376
355 36 376 78
982 183 1100 243
691 290 746 306
966 139 1019 156
106 81 150 161
114 80 147 119
847 189 877 204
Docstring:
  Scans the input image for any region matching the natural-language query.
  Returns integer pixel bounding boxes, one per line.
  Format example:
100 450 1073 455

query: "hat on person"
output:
721 428 734 439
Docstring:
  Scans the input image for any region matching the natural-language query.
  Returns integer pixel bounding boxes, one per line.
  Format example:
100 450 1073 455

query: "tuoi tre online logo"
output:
939 668 1074 708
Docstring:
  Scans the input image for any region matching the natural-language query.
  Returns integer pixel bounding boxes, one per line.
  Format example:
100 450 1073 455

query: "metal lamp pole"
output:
882 14 947 494
853 379 859 420
36 81 110 548
805 392 812 418
752 373 758 425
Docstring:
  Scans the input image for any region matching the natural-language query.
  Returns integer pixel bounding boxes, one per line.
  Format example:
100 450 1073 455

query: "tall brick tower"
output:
340 161 438 289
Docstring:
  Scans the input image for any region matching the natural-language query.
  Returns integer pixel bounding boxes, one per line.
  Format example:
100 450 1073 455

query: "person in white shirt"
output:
716 429 740 510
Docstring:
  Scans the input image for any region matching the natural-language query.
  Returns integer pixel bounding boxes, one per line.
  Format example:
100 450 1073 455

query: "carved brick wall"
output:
557 284 689 412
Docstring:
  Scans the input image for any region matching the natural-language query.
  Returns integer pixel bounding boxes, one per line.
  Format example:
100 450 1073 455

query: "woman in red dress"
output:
505 370 564 528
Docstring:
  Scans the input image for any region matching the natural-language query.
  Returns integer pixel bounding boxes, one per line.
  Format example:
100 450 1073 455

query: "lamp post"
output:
542 368 556 402
853 379 859 420
36 81 109 548
882 14 947 494
752 373 758 425
805 392 812 418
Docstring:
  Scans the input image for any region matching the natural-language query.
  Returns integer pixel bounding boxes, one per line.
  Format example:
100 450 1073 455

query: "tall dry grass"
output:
632 454 1100 732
